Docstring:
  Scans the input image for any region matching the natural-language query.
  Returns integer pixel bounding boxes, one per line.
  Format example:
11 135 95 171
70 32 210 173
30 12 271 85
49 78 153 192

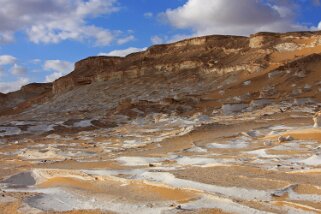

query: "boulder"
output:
278 135 293 143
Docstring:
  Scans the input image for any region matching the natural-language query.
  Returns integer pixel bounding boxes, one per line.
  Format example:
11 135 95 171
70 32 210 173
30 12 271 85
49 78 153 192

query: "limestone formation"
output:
0 31 321 116
249 34 266 48
313 111 321 128
274 42 299 52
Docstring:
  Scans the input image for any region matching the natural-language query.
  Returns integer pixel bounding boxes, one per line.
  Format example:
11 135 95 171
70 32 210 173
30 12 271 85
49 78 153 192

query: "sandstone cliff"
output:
51 31 321 95
1 31 321 117
52 35 251 94
0 83 52 115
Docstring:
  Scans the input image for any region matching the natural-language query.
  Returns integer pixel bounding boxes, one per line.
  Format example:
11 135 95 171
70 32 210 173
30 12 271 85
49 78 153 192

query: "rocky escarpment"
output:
2 31 321 117
249 31 321 49
52 31 321 96
0 92 5 102
0 83 52 114
52 35 253 94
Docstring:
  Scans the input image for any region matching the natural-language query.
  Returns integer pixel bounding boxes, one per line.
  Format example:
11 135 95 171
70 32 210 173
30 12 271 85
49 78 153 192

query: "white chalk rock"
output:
313 111 321 128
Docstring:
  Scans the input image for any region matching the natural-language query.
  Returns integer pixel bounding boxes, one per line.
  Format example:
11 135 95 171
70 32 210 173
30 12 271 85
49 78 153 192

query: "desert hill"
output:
0 31 321 214
1 31 321 119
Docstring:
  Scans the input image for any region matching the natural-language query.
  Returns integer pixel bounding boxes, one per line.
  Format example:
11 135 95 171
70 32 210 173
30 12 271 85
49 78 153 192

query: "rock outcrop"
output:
1 31 321 117
0 83 52 115
50 31 321 97
2 31 321 214
314 111 321 128
52 35 252 94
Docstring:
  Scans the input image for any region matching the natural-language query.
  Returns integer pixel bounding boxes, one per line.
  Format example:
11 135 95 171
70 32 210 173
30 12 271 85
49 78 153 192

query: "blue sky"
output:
0 0 320 93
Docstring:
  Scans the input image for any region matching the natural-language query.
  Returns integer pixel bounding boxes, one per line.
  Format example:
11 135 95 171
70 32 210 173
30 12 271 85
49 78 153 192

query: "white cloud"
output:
0 55 29 93
0 0 120 45
117 35 135 45
0 55 27 79
150 34 195 45
0 55 16 65
0 67 4 77
98 47 147 57
310 21 321 30
11 64 27 76
44 60 74 73
45 72 66 83
168 34 193 43
151 36 164 44
0 31 14 44
0 78 29 93
162 0 308 36
144 12 153 18
44 60 74 82
31 59 41 64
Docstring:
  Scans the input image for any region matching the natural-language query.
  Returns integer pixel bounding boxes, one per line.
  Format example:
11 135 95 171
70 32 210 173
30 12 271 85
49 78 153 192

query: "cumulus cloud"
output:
45 72 66 83
117 35 135 45
0 54 28 94
0 31 14 44
151 36 164 44
11 64 27 76
31 59 41 64
98 47 147 57
0 55 16 65
162 0 308 36
0 55 29 93
0 0 121 45
44 60 74 82
0 78 29 93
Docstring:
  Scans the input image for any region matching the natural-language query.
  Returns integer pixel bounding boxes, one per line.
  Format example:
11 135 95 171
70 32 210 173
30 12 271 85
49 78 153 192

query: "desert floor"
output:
1 104 321 214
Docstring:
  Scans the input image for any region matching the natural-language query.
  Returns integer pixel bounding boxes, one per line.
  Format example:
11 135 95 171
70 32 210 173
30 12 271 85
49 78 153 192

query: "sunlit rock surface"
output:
0 31 321 213
314 111 321 128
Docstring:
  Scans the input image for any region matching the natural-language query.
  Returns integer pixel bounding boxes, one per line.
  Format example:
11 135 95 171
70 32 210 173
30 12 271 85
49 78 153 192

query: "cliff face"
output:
52 57 122 94
0 83 52 115
52 35 250 94
0 92 6 100
0 93 6 109
51 31 321 96
2 31 321 117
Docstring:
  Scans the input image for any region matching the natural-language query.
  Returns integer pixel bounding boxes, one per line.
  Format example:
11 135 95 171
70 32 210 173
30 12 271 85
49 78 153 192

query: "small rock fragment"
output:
285 135 294 141
278 136 286 143
278 135 293 143
176 205 182 210
271 184 298 197
280 106 289 112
